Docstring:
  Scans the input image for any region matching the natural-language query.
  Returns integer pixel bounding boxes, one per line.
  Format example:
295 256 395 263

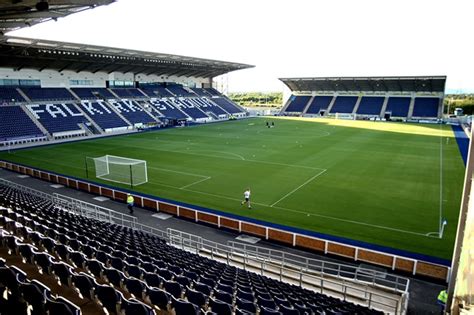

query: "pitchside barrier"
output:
0 160 451 282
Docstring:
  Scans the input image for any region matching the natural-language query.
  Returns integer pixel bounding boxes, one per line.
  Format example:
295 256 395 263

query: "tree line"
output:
444 94 474 115
229 92 283 107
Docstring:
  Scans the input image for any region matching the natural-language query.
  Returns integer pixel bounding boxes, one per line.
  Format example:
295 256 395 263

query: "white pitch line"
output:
147 166 208 178
179 176 212 189
271 204 432 237
245 158 325 171
271 169 327 207
187 149 245 161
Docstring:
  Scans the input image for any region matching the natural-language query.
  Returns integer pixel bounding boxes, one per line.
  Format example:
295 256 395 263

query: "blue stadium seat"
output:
148 99 189 119
184 98 227 116
191 88 214 97
80 101 129 129
284 95 311 113
305 96 333 114
111 88 146 98
210 97 244 114
21 87 75 102
172 99 209 119
0 87 26 103
71 88 115 100
140 86 174 98
329 96 358 114
108 100 155 124
204 88 222 96
27 103 90 134
385 97 411 117
166 84 197 97
356 97 385 115
0 106 44 141
412 97 439 117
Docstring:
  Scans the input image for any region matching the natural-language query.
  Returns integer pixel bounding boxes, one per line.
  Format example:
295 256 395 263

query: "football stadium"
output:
0 1 473 315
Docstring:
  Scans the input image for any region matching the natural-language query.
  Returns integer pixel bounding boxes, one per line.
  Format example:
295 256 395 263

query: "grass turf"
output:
0 117 465 260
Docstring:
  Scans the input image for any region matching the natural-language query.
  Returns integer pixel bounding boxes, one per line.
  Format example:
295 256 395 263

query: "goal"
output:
88 155 148 187
335 113 355 120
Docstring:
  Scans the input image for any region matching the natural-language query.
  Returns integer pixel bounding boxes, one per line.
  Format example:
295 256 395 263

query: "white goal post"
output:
88 155 148 187
335 113 355 120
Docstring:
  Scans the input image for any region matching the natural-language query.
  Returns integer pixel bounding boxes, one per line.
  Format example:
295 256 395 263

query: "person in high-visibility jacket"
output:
127 194 134 214
437 289 447 313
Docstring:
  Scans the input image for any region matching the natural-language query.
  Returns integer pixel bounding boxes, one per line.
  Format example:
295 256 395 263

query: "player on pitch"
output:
241 188 251 209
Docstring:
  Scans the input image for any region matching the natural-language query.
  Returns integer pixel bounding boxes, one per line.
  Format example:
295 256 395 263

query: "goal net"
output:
91 155 148 186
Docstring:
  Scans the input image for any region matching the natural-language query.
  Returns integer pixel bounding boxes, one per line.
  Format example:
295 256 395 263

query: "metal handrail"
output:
227 240 410 293
52 193 138 227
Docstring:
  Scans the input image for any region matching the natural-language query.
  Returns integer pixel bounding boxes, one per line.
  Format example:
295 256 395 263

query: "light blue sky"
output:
9 0 474 93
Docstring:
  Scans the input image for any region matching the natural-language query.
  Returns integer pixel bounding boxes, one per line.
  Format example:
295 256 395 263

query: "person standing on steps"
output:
127 194 134 215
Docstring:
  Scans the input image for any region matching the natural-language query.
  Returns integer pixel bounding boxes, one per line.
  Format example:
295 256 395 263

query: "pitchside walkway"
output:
0 168 445 313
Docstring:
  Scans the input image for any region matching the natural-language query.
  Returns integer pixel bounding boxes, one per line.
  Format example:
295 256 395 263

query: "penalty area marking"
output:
270 169 327 207
147 165 212 190
186 149 245 161
179 176 212 189
148 166 209 178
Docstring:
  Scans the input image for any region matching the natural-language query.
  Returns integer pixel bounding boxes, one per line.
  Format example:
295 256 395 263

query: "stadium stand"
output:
279 77 445 120
26 104 90 135
212 97 246 114
356 96 385 115
187 98 228 116
385 97 411 117
412 97 440 117
172 99 209 119
284 95 311 113
111 88 147 99
165 84 196 97
0 87 25 103
20 88 76 102
0 106 44 142
204 88 222 96
79 101 130 129
305 96 333 114
191 88 214 97
140 85 175 98
149 99 190 119
107 100 156 124
0 183 385 315
329 96 358 114
71 87 115 100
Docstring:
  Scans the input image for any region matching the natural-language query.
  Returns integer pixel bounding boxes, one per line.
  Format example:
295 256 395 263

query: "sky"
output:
8 0 474 93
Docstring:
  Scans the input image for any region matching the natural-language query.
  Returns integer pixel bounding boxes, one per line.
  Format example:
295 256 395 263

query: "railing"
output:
0 178 53 201
52 193 137 227
227 241 410 294
163 229 407 314
0 178 408 314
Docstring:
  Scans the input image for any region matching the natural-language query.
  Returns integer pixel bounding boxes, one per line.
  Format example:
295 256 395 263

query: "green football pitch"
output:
0 117 465 260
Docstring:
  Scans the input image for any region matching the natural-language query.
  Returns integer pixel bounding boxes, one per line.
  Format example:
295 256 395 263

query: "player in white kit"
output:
241 188 251 209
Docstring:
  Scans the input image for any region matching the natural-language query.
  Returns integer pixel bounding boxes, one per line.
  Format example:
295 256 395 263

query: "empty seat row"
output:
0 254 81 315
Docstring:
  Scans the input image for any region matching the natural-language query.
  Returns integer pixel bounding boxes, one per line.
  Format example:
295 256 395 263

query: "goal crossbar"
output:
88 155 148 187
